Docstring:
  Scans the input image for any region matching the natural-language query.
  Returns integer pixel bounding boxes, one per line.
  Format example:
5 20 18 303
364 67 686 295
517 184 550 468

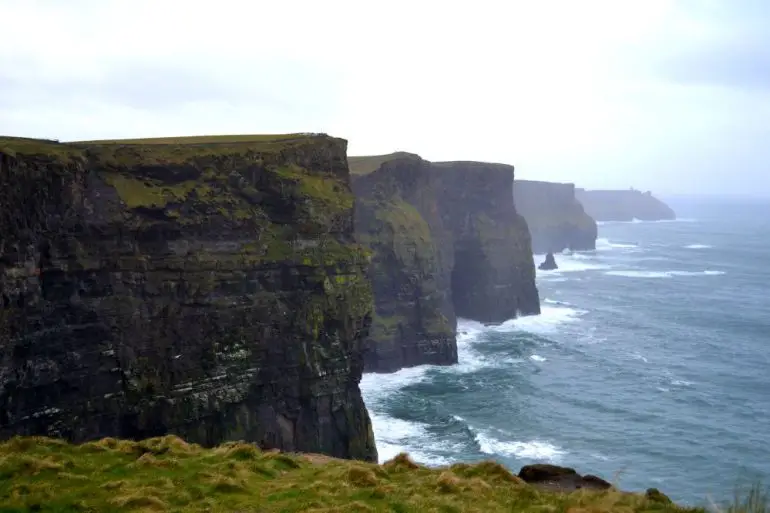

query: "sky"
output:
1 0 769 196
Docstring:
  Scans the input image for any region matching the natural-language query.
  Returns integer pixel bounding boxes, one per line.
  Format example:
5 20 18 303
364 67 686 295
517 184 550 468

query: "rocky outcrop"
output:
0 134 377 461
538 252 558 271
513 180 597 253
518 463 612 492
575 188 676 222
350 153 540 373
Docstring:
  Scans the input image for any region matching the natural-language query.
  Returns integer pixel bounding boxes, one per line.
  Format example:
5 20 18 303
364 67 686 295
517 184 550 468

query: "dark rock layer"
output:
0 134 377 461
350 153 540 373
576 188 676 222
514 180 597 254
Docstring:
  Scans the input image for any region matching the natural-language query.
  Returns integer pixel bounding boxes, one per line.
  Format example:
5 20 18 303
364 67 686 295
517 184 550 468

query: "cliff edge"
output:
350 153 540 373
514 180 597 254
576 188 676 222
0 134 377 461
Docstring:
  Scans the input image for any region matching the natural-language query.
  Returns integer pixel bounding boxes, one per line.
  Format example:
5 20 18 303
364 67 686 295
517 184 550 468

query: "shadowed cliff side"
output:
350 153 540 373
0 134 377 461
514 180 598 253
576 188 676 222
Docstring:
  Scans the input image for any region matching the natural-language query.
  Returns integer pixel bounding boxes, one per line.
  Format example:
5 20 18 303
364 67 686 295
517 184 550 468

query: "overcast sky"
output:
1 0 769 196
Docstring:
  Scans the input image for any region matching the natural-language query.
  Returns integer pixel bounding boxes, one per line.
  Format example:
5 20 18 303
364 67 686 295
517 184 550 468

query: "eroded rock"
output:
0 134 377 461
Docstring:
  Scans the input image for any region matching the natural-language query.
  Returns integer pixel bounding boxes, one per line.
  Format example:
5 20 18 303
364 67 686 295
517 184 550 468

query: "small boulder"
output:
519 463 577 483
645 488 672 504
538 252 558 270
518 464 612 492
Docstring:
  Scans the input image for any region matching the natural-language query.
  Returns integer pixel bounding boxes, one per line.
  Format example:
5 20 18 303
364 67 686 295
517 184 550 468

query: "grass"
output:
348 152 421 175
69 133 325 145
0 133 339 165
0 436 722 513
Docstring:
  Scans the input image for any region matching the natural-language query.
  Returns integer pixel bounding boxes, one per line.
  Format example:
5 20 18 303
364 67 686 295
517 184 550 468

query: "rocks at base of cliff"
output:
0 134 377 462
575 188 676 222
538 252 558 270
518 463 612 492
514 180 598 254
350 153 540 373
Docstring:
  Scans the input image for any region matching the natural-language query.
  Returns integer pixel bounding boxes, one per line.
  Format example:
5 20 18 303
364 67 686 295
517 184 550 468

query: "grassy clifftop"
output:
0 436 708 513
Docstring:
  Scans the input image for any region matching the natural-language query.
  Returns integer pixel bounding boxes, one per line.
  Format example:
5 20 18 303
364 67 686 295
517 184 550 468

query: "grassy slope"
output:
0 134 338 165
348 152 421 175
0 436 708 513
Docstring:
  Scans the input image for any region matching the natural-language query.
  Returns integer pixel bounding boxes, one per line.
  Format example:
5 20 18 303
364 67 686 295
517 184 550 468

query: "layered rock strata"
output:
575 188 676 222
0 134 377 461
513 180 597 254
350 153 540 373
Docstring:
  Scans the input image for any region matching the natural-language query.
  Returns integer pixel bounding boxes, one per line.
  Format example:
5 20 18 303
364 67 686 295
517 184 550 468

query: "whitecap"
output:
684 244 712 249
489 305 586 335
543 298 572 306
474 431 565 461
530 354 547 362
605 270 725 279
596 237 639 250
534 254 611 274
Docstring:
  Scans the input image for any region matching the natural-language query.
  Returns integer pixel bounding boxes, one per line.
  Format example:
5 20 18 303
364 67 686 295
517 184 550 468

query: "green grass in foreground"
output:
0 436 726 513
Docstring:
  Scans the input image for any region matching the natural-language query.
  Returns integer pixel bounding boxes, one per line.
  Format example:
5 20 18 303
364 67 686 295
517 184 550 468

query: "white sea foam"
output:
605 270 725 279
684 244 713 249
474 431 565 461
596 237 639 250
535 254 611 274
490 305 586 335
363 304 580 466
597 218 696 225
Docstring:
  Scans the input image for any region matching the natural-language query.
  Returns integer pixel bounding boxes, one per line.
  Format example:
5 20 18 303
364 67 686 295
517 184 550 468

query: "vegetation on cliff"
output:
0 436 721 513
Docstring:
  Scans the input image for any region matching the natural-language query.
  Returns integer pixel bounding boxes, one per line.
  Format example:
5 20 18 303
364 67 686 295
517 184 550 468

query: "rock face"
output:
538 252 558 271
513 180 597 253
350 153 540 373
0 134 377 461
576 188 676 222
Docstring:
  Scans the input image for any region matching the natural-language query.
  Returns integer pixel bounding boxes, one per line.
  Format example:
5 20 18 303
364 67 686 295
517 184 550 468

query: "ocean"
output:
360 195 770 506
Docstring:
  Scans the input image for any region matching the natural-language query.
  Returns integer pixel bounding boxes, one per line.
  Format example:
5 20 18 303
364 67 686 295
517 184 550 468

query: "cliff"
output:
350 153 540 373
0 134 377 461
513 180 597 253
575 188 676 222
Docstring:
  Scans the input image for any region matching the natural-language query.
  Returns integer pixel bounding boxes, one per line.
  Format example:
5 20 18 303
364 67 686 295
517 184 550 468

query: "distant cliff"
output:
514 180 597 253
0 134 377 461
350 153 540 373
576 188 676 222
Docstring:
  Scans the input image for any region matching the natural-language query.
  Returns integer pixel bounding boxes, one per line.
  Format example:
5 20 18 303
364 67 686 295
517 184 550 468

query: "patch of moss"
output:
100 173 201 209
0 436 709 512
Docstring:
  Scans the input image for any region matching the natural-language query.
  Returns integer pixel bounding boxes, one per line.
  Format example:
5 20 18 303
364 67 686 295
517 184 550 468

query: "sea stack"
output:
538 252 558 270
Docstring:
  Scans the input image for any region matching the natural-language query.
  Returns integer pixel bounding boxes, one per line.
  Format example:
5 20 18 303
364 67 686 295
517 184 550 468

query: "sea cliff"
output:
514 180 597 253
0 134 377 461
576 188 676 222
350 153 540 373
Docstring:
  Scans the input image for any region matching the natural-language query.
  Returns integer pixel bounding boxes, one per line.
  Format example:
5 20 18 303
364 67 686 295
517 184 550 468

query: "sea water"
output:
360 195 770 506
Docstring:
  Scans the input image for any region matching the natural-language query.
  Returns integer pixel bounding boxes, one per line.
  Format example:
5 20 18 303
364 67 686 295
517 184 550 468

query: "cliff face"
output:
514 180 597 253
575 188 676 222
350 154 540 373
0 135 377 461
